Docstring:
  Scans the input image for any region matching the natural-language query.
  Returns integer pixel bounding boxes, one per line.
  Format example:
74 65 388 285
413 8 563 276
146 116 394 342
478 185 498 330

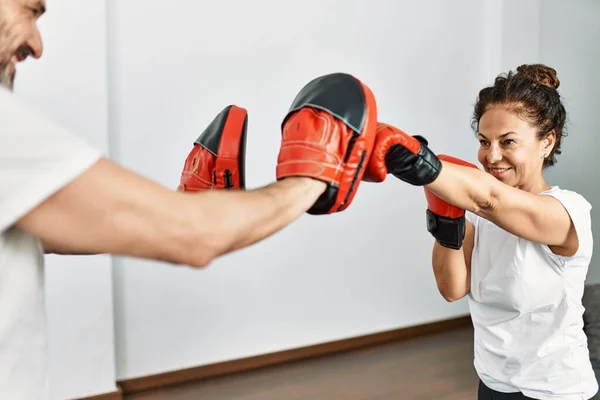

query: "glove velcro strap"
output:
425 209 465 250
387 141 442 186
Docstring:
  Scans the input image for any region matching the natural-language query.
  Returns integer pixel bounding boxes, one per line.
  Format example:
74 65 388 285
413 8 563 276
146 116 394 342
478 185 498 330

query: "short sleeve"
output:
465 210 479 228
542 188 593 260
0 88 103 232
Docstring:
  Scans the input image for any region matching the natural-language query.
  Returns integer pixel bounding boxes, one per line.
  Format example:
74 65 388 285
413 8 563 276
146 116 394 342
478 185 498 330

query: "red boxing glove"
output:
363 122 441 185
425 155 479 250
276 73 378 214
178 105 247 192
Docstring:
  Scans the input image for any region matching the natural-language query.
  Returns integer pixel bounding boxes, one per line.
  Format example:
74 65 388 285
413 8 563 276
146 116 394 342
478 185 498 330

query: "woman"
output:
368 64 598 399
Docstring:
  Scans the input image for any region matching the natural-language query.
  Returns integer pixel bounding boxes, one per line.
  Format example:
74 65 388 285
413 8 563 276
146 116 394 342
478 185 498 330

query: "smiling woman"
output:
425 64 599 399
365 62 598 399
473 64 566 192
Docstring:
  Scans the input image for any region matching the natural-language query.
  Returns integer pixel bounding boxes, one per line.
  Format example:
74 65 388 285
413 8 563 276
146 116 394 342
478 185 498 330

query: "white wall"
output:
13 1 118 399
109 0 490 380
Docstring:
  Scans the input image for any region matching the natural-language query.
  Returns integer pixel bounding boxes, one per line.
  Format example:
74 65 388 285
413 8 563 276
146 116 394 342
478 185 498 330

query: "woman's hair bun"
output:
516 64 560 89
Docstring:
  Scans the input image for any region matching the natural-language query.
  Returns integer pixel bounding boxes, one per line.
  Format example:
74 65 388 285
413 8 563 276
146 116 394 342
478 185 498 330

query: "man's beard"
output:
0 64 14 90
0 16 16 90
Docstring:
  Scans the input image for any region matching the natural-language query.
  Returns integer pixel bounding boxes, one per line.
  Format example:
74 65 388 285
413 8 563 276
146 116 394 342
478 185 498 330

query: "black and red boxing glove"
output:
364 123 480 249
276 73 378 214
178 105 247 192
425 155 479 250
363 122 441 185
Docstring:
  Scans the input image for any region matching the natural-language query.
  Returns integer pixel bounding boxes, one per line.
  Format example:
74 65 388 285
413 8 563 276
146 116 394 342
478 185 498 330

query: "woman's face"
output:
476 105 555 191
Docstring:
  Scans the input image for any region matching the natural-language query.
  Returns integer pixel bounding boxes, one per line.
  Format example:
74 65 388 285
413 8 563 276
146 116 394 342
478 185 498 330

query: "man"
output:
0 0 379 397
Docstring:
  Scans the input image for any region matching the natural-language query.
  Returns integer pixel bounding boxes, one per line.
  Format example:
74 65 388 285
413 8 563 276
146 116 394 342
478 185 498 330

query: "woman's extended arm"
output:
425 161 577 255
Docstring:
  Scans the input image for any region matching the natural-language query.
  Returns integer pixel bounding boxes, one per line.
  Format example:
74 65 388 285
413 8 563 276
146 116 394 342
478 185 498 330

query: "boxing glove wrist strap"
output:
385 137 442 186
425 209 465 250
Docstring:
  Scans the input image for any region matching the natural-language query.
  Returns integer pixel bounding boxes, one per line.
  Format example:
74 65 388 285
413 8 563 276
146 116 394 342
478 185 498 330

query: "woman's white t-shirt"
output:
0 87 102 399
466 186 599 399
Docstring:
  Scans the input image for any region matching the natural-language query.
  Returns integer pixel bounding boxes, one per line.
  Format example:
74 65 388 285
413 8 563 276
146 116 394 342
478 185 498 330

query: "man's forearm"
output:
42 244 96 255
17 158 199 263
17 158 325 267
186 177 326 261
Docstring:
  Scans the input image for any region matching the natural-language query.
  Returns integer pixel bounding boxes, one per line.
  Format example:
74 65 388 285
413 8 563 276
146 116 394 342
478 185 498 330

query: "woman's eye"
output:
503 139 515 145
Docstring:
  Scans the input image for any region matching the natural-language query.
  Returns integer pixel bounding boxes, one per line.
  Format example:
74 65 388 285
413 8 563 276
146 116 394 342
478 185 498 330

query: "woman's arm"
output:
432 220 475 302
425 161 578 255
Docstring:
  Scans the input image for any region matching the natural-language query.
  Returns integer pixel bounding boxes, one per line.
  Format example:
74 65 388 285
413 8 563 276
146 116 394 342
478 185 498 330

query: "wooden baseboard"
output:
118 314 472 394
75 387 123 400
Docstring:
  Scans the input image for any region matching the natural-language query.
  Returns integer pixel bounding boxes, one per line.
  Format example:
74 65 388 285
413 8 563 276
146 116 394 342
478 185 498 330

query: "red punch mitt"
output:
178 105 247 191
276 73 378 214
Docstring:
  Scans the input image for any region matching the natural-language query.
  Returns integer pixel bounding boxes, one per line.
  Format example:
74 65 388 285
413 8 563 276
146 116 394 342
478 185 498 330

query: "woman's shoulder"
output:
542 186 593 259
541 186 592 213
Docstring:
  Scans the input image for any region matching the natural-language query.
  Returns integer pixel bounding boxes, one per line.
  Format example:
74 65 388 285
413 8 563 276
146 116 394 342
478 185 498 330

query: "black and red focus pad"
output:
178 105 247 191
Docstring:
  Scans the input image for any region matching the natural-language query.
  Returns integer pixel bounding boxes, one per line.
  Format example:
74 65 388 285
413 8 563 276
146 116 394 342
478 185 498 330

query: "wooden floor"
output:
125 327 478 400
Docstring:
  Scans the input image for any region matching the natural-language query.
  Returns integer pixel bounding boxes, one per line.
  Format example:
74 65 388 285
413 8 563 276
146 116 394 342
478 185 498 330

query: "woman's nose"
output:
486 146 502 164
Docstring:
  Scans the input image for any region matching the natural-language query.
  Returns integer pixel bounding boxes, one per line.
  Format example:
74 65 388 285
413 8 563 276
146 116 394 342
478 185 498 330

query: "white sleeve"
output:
0 88 103 233
542 188 593 260
465 210 479 228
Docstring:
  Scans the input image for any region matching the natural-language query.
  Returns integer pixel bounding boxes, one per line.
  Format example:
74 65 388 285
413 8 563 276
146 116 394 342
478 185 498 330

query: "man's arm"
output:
16 157 325 267
14 72 377 263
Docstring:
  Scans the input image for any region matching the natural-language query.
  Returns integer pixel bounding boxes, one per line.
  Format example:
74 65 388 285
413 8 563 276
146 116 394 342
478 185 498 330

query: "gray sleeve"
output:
583 283 600 361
